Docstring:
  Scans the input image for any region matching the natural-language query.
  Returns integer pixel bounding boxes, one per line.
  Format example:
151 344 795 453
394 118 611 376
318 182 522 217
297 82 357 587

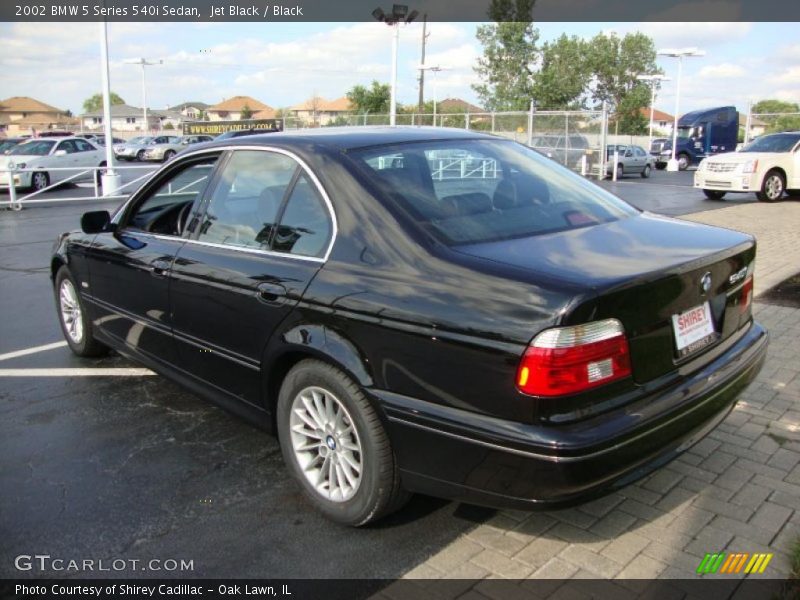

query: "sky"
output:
0 20 798 116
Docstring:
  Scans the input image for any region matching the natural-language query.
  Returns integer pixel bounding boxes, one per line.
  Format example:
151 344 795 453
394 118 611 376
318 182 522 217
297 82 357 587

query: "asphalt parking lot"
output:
1 172 796 583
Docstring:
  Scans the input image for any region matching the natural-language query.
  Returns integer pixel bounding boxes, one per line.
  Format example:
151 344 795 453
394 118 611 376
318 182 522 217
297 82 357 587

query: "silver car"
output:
141 135 213 162
606 144 654 179
113 135 178 162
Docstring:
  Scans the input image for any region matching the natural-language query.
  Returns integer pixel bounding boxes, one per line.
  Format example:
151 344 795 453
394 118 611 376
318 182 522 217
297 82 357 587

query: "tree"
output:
240 104 253 120
472 0 538 111
531 34 591 109
82 92 125 113
751 99 800 133
588 32 660 134
346 81 391 114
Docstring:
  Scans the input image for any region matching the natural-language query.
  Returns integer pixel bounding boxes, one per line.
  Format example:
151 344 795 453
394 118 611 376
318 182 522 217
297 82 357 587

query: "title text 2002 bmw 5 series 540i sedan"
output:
52 127 768 526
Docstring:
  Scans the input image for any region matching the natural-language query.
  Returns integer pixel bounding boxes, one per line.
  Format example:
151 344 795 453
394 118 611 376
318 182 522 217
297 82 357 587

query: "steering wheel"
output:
176 202 193 236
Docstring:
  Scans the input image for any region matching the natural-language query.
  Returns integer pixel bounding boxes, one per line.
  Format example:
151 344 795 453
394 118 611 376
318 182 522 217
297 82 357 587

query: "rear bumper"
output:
376 321 768 510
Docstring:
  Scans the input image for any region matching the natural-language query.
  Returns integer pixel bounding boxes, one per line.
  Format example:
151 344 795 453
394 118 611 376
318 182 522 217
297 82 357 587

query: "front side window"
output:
125 157 219 236
197 150 297 249
56 140 78 154
74 139 94 152
351 139 638 245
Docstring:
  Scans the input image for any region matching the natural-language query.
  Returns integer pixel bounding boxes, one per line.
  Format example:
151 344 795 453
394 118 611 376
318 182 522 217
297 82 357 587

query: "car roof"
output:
205 126 498 152
22 136 85 142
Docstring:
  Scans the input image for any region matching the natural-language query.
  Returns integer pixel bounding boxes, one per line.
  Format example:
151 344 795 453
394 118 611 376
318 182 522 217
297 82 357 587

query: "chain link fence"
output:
279 109 611 177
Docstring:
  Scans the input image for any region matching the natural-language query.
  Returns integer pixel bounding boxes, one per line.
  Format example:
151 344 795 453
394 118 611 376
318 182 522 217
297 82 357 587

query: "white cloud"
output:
697 63 746 78
636 22 751 50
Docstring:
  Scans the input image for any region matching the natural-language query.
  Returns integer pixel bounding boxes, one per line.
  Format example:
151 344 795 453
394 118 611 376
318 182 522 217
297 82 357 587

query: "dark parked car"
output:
52 127 767 525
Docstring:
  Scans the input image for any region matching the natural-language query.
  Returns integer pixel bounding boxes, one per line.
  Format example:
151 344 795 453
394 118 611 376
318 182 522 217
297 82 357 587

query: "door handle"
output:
256 282 287 304
149 258 171 278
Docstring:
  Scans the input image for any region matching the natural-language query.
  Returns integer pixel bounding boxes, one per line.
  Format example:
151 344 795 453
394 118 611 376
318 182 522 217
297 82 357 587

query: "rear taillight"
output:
516 319 632 397
739 276 753 314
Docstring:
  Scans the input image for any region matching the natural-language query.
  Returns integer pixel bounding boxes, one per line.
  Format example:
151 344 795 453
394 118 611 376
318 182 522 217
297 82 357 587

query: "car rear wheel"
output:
703 190 726 200
756 170 785 202
641 164 651 178
616 164 624 179
55 267 109 357
276 359 409 526
31 171 49 192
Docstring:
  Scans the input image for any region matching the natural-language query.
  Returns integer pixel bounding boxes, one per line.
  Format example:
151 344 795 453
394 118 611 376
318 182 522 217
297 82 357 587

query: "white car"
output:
1 137 107 192
695 132 800 202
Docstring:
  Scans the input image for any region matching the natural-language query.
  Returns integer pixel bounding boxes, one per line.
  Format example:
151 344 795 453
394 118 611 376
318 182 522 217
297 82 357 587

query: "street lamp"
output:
636 74 671 150
417 64 449 125
124 57 163 134
373 4 419 126
657 47 705 171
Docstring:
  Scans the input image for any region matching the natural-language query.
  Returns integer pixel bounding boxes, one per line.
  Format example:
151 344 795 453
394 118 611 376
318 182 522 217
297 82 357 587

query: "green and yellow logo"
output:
696 552 773 575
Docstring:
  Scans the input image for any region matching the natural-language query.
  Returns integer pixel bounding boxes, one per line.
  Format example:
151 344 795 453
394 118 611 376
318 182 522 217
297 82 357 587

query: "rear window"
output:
350 139 637 245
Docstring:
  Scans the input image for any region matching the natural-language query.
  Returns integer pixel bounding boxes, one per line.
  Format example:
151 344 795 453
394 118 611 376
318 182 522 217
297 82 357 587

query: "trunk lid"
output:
455 212 755 384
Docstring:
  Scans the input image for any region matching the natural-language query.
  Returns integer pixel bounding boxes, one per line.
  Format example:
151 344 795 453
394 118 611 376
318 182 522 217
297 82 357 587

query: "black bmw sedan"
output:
52 127 768 526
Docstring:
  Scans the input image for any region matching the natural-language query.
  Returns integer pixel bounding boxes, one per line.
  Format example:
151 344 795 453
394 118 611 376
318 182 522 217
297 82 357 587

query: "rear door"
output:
169 148 335 405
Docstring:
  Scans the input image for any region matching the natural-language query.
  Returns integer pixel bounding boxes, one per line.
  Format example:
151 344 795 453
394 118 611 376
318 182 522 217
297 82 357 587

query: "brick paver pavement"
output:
386 201 800 590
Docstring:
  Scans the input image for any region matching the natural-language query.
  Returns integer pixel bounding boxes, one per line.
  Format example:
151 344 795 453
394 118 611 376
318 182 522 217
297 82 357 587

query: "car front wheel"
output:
677 153 690 171
277 359 409 526
55 267 109 357
756 170 785 202
163 150 175 161
31 171 49 191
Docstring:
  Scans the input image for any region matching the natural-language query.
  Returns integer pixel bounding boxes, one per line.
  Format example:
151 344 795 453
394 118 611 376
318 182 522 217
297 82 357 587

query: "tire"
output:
677 153 690 171
655 162 666 170
31 171 49 192
163 150 175 161
136 149 146 161
616 163 624 180
787 189 800 199
276 359 409 526
703 190 726 200
54 267 109 357
641 164 651 179
756 170 785 202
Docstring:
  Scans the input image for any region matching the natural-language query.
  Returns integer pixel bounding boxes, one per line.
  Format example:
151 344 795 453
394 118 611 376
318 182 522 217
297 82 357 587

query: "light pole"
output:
636 74 670 150
657 47 705 171
417 65 449 125
98 21 120 195
124 57 163 134
373 4 419 126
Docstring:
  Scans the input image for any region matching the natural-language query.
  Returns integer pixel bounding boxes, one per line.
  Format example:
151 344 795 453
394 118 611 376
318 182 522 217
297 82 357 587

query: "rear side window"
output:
271 173 332 258
197 150 296 249
196 150 333 258
352 139 637 245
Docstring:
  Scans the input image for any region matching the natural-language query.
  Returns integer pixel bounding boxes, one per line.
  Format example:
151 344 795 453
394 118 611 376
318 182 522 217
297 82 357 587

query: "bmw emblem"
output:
700 272 712 295
326 436 337 450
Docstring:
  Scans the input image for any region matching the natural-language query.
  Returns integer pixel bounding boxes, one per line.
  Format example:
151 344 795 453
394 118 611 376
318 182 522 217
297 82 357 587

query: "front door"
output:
83 153 222 366
169 148 335 406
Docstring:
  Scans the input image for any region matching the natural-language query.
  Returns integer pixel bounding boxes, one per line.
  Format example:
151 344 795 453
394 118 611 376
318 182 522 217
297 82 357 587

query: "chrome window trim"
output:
127 230 326 264
112 144 338 263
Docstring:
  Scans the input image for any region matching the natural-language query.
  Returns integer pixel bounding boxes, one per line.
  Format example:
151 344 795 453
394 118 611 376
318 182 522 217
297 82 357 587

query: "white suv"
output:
694 132 800 202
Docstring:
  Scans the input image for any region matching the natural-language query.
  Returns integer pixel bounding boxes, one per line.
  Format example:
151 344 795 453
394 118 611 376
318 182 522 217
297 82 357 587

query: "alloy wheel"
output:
765 174 784 200
289 385 363 502
59 279 83 343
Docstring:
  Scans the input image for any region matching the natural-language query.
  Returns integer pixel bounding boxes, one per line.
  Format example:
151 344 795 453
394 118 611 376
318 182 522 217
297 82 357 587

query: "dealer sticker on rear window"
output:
672 301 717 358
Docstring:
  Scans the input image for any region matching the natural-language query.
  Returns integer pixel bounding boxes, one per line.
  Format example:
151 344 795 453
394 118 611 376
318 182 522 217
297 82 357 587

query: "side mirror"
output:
54 150 67 156
81 210 113 234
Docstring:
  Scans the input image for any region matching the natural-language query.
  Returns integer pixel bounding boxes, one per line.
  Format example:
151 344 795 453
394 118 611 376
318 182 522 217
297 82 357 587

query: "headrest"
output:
441 192 493 216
